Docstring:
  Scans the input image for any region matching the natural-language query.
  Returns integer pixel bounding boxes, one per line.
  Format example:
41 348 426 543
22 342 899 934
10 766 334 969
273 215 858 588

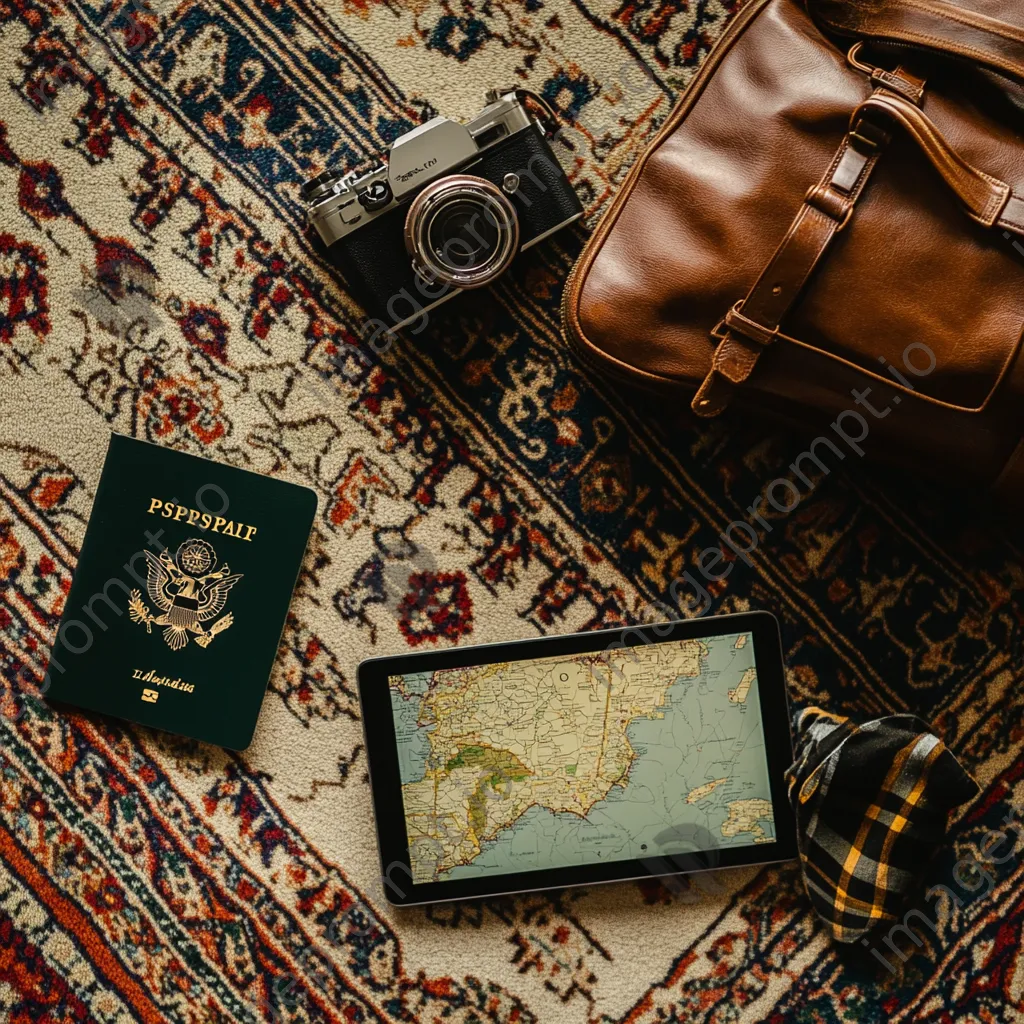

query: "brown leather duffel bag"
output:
562 0 1024 497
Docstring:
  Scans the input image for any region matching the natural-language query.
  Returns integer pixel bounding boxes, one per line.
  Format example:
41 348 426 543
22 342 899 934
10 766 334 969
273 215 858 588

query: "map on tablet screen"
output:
387 632 775 885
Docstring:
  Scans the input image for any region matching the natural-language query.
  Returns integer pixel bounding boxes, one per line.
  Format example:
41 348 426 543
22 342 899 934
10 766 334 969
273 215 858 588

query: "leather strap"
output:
857 92 1024 238
692 65 927 418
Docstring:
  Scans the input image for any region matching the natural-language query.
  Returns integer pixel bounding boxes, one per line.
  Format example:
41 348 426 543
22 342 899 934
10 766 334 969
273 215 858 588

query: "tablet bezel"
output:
357 611 796 906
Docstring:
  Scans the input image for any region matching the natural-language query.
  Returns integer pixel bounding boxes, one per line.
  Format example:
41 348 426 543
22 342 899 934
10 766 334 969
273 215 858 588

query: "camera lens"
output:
428 200 502 268
405 175 519 289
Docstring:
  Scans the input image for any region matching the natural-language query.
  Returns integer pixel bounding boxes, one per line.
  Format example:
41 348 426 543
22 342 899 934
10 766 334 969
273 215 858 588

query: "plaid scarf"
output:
785 707 978 942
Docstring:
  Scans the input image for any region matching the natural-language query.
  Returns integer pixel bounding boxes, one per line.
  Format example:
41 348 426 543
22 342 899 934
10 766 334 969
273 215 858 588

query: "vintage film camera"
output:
303 88 583 331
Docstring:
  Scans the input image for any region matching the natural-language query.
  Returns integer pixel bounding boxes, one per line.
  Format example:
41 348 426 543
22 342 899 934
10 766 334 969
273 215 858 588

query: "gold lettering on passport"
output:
128 538 243 651
145 498 258 541
133 668 196 695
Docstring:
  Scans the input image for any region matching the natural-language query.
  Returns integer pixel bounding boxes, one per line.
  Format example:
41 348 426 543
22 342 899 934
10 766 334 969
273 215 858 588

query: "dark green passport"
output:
47 433 317 749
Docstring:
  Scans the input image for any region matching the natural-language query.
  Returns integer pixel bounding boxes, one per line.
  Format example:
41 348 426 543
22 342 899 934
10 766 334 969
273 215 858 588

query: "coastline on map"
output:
391 632 774 883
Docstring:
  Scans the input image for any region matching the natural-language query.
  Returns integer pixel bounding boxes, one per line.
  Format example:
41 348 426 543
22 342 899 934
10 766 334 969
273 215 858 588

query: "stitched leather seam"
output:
981 181 1010 225
977 170 1010 224
815 0 1024 70
873 71 924 103
614 319 1016 412
865 27 1024 78
897 0 1024 48
778 330 1013 413
999 200 1024 232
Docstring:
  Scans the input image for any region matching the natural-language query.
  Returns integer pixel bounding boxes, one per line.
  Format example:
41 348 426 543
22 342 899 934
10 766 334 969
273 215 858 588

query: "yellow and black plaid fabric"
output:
785 707 978 942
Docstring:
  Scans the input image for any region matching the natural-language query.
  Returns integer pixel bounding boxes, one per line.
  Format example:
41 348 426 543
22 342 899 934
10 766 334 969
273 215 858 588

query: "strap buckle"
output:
710 315 731 344
711 300 779 347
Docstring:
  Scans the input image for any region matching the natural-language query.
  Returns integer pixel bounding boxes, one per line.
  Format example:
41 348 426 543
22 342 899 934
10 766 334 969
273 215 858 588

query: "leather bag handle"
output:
810 0 1024 85
855 91 1024 237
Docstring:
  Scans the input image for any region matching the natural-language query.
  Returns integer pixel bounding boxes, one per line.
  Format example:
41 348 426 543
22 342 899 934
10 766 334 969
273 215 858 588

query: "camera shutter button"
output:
358 180 392 210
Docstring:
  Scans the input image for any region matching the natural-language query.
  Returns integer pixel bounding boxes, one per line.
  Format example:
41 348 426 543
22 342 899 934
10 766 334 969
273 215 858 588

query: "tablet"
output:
358 611 796 905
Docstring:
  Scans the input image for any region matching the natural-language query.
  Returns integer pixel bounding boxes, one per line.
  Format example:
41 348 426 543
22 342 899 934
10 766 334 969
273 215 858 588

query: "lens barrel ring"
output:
404 174 520 289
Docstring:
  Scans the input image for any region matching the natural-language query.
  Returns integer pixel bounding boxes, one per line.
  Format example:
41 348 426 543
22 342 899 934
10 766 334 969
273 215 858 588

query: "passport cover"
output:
47 433 317 749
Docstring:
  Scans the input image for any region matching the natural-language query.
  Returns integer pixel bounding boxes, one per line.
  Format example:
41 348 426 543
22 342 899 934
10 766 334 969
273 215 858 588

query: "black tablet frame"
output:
357 611 796 906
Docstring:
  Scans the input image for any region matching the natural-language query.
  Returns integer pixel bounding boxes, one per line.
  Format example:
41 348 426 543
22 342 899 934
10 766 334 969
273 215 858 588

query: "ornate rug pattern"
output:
1 0 1023 1020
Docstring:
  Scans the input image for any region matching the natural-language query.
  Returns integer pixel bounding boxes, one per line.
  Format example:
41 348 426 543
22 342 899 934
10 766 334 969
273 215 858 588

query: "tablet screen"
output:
387 630 776 886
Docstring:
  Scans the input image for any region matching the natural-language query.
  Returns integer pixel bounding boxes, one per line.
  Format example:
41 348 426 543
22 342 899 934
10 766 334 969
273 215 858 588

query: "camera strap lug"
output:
487 86 563 138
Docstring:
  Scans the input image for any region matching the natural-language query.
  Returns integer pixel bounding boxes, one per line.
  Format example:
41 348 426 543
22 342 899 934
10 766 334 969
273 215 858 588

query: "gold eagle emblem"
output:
128 538 242 651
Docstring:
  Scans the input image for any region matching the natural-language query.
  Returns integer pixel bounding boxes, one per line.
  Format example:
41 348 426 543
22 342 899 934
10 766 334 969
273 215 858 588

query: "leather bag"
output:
561 0 1024 498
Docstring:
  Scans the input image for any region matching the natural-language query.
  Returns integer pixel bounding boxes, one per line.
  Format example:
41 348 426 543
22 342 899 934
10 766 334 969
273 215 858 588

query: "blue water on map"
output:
389 671 434 783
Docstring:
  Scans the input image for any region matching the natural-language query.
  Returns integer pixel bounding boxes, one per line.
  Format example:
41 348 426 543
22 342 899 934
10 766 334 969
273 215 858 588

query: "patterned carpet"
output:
1 0 1023 1019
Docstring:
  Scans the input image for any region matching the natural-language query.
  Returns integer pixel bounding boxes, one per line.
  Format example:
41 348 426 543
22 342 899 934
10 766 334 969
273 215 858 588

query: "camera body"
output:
303 89 583 331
